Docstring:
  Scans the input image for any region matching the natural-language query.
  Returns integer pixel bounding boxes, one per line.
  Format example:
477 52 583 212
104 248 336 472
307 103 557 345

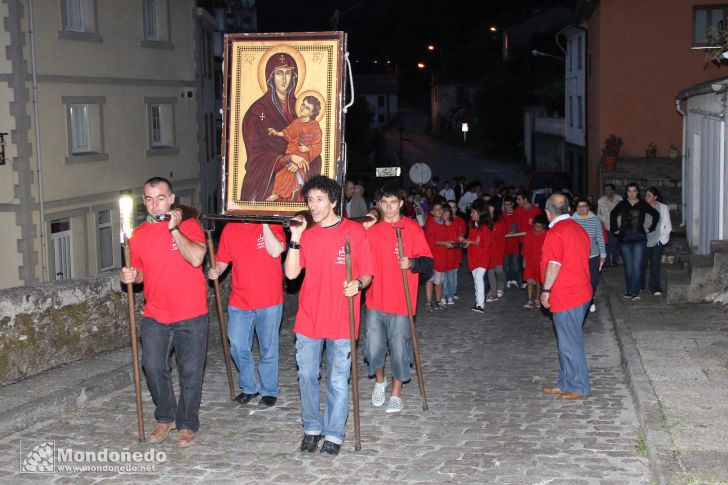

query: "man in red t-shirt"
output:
285 176 374 456
540 194 593 400
208 222 285 408
120 177 208 448
365 187 433 414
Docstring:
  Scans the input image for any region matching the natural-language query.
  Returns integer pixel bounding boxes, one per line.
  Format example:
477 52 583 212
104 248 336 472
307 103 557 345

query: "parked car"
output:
527 171 574 210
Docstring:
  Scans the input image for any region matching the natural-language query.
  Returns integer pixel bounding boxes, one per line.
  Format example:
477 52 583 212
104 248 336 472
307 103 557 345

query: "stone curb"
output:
0 291 300 439
604 278 683 485
0 351 134 438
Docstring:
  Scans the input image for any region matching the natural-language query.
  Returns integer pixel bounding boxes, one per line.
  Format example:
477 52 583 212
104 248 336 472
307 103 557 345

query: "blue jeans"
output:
619 240 646 296
606 232 620 264
504 253 522 284
588 256 601 302
295 334 351 445
640 243 664 293
364 309 413 382
140 315 209 432
228 304 283 397
443 269 458 299
552 301 591 395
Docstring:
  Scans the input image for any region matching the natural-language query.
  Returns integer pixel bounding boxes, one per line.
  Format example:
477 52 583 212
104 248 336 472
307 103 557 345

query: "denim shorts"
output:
364 309 414 382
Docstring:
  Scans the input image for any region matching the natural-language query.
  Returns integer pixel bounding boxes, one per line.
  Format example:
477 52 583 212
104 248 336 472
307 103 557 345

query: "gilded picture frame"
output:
220 31 347 218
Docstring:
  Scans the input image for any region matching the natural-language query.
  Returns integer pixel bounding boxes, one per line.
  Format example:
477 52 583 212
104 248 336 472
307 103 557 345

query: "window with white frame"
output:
142 0 171 47
97 210 114 270
145 97 177 155
693 6 727 45
60 0 100 41
63 96 107 163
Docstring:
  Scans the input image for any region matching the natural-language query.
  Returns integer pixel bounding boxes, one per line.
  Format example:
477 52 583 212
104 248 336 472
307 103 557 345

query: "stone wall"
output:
0 271 232 386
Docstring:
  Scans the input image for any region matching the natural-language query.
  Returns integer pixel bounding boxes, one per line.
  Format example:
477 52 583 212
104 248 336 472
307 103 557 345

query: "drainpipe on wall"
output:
720 99 726 240
675 99 687 228
28 0 48 281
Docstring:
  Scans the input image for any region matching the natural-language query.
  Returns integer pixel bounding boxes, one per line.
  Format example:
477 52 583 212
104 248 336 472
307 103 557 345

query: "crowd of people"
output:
119 174 672 455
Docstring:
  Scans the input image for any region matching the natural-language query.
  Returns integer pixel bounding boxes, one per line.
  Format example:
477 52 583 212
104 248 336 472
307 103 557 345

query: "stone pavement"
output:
602 267 728 485
0 269 652 484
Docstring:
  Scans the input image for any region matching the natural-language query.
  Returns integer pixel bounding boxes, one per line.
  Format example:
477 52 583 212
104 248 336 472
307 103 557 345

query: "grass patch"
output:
635 431 648 457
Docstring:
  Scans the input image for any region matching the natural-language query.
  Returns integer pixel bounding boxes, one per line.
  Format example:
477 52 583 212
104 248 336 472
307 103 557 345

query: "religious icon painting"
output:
221 31 347 218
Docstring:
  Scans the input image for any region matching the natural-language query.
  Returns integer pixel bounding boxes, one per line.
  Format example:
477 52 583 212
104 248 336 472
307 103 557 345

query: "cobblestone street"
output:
0 270 651 484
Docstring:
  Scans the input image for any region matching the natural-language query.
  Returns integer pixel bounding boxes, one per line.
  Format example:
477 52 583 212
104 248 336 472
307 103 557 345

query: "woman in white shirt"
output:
641 187 672 296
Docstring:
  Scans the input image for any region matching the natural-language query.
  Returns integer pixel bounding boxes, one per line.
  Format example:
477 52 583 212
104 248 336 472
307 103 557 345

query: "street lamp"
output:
461 122 469 142
417 62 426 69
531 49 565 62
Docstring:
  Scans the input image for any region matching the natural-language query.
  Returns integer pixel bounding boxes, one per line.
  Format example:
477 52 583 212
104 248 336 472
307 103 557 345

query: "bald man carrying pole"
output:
540 194 593 400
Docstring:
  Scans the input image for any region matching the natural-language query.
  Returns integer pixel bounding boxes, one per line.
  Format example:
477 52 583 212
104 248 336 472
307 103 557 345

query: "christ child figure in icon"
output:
265 95 323 202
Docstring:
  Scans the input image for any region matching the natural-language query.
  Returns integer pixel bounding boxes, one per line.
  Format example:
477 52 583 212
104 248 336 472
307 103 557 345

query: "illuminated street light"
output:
427 44 435 51
461 122 469 142
489 26 497 32
417 62 426 69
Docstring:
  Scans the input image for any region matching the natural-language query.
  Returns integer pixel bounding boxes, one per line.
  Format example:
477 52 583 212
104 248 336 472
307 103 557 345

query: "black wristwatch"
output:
289 241 301 249
541 288 551 293
356 279 364 291
169 225 180 233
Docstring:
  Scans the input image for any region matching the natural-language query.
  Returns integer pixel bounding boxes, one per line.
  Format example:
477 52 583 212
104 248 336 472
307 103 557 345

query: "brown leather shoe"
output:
543 386 563 395
148 421 176 443
176 428 196 448
559 391 592 400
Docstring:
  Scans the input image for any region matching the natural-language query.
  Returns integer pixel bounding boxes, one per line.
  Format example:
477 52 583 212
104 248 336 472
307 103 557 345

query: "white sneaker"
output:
520 283 528 289
589 303 596 313
447 298 455 305
371 379 388 407
453 295 460 300
440 298 447 306
653 291 662 296
385 396 403 413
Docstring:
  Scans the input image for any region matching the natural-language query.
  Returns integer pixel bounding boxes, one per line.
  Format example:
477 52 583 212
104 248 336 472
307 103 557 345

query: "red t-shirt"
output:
514 204 543 242
294 219 374 339
424 218 450 272
443 222 462 271
466 223 491 270
521 227 547 281
540 217 592 312
502 211 519 255
487 219 506 269
130 218 208 324
366 218 432 316
216 222 285 310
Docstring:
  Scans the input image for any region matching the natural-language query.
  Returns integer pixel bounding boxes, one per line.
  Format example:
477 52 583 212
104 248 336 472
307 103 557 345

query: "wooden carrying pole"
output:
205 232 237 401
122 237 146 442
344 236 362 451
394 226 428 411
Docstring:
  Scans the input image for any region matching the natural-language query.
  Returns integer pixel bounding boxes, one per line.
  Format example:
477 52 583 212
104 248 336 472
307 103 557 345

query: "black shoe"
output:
299 434 321 453
234 391 259 404
319 440 341 456
623 292 631 299
630 294 641 301
258 395 277 407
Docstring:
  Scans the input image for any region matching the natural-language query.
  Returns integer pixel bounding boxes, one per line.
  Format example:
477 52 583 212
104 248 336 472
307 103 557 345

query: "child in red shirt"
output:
464 200 492 313
522 214 548 308
441 204 463 305
424 201 451 310
486 200 507 302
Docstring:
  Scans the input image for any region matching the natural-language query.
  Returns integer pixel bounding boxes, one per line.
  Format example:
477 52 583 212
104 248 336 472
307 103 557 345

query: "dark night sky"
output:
256 0 576 77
